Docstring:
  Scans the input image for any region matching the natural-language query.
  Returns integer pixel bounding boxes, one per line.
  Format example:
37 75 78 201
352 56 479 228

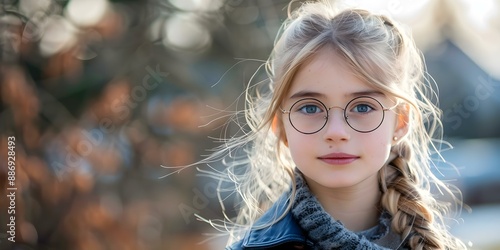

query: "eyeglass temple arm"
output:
280 108 290 114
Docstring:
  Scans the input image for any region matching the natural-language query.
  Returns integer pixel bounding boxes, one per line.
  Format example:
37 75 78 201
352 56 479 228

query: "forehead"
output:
287 47 383 101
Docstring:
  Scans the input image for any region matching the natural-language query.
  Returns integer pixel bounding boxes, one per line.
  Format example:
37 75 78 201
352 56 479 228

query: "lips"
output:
318 152 359 165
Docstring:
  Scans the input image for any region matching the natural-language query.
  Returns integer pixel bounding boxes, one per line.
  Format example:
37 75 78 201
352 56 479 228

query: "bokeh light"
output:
65 0 110 27
163 13 211 51
39 15 78 56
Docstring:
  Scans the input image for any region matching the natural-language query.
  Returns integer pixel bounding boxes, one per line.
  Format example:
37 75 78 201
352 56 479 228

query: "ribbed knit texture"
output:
291 170 392 250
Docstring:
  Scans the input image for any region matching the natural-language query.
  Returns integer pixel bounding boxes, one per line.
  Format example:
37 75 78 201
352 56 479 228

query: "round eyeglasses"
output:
280 96 394 134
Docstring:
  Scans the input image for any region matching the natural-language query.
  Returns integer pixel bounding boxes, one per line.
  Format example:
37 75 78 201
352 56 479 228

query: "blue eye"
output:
352 104 373 113
299 104 322 114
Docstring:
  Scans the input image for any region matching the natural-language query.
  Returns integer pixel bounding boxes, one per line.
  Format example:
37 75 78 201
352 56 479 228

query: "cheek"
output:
282 120 295 142
357 134 392 171
283 123 312 159
373 136 392 157
363 121 395 162
287 140 314 169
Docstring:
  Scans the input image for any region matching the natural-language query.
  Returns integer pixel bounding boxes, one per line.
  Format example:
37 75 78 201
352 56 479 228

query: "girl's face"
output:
281 47 405 191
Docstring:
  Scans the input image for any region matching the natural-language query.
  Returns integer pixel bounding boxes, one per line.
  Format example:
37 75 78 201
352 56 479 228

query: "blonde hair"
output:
200 1 466 249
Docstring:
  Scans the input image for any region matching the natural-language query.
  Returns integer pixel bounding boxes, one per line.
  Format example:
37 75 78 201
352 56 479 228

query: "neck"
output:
304 174 381 232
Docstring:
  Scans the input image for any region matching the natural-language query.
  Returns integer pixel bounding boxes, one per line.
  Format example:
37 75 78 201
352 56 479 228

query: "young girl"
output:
200 1 466 249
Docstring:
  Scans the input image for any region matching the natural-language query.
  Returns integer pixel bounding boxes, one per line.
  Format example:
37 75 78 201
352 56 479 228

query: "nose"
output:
322 107 350 142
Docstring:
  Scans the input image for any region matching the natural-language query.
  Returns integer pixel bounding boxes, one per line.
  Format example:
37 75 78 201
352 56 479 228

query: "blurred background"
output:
0 0 499 249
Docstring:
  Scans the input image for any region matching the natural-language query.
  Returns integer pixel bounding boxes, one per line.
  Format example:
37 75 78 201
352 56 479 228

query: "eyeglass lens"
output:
287 96 386 134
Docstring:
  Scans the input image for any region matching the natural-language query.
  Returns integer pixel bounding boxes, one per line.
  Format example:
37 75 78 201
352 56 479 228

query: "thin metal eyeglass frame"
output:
280 95 395 134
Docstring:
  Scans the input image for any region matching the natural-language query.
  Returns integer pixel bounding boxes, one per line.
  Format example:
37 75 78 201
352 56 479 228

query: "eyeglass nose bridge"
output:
324 105 349 125
327 106 345 111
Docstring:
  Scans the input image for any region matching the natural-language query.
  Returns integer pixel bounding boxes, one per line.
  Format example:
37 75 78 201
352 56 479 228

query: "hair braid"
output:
380 142 444 249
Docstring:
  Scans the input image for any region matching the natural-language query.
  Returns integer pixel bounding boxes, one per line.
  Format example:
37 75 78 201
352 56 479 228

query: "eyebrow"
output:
347 90 386 98
289 91 326 99
288 90 385 100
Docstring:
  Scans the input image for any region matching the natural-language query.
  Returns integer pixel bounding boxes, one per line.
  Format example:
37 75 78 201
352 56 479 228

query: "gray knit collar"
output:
291 169 397 249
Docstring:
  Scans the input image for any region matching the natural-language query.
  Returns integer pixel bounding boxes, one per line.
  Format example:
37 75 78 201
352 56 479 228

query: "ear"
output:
392 104 409 145
272 115 288 146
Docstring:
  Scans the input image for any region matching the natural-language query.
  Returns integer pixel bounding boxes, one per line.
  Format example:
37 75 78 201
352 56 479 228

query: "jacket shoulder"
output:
228 194 311 249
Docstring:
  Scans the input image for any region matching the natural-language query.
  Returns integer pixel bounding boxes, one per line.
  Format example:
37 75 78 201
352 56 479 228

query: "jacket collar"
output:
241 194 310 248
